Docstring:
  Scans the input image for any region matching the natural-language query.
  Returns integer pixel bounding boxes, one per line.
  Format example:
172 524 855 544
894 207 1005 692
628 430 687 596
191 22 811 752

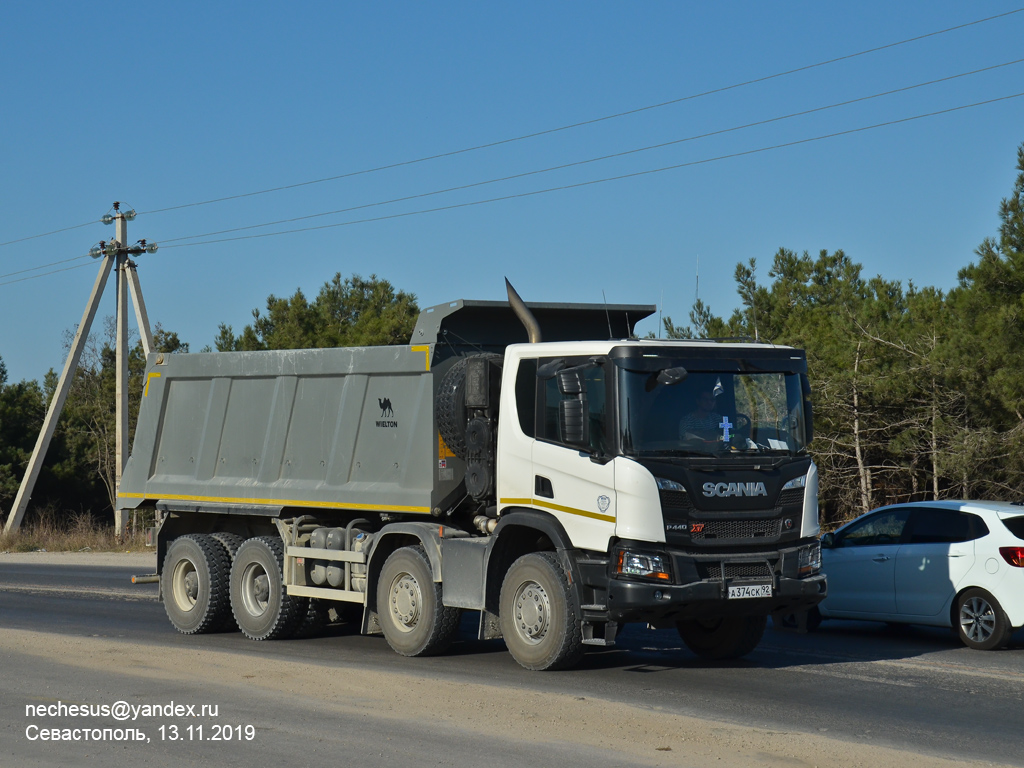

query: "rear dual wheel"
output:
230 536 308 641
162 534 232 634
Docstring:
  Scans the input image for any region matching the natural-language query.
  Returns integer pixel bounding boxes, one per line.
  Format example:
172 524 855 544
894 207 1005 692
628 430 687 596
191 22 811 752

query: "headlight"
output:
782 474 807 491
655 477 686 492
615 549 672 581
798 542 821 576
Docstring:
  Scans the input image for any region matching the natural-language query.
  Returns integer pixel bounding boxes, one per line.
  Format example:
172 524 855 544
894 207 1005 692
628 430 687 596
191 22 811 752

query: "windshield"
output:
618 368 810 457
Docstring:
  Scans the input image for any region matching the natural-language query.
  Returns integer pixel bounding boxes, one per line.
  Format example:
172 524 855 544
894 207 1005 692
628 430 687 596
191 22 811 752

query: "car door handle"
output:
872 555 890 563
947 553 966 557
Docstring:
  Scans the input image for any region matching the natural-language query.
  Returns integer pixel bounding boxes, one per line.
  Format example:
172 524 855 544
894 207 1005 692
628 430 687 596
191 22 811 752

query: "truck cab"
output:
494 340 824 638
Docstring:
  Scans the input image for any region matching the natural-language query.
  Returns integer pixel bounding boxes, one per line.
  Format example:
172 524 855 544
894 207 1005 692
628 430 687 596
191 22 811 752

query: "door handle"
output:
872 555 890 563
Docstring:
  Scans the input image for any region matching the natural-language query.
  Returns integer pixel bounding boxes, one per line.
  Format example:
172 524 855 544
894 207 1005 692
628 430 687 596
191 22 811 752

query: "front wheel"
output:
956 588 1012 650
499 553 583 671
677 615 766 660
377 546 460 656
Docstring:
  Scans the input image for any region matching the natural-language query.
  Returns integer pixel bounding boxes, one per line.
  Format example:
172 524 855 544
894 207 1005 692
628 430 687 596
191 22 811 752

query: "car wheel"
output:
956 588 1012 650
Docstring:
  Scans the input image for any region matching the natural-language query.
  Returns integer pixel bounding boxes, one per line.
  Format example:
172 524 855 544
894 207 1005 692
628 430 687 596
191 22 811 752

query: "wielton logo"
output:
376 397 397 428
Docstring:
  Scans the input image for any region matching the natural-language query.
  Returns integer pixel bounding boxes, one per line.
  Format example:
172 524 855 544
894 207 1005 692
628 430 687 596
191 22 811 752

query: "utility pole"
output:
3 202 157 536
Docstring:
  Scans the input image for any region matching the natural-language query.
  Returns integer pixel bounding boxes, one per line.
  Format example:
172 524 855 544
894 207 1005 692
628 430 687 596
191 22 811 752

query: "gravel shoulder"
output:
0 550 156 568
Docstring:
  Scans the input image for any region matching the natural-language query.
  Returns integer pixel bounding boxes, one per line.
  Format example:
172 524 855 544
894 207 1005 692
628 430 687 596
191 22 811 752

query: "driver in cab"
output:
680 389 723 435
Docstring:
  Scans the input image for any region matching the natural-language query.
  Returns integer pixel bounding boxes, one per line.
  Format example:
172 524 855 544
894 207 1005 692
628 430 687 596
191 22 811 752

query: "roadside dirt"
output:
0 633 1007 768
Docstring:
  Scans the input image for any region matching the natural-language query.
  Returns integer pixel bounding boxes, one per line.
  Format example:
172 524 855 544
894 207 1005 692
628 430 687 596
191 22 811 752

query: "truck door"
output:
531 361 616 553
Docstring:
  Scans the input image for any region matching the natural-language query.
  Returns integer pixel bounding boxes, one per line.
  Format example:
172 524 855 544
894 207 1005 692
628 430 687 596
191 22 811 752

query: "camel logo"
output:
376 397 397 428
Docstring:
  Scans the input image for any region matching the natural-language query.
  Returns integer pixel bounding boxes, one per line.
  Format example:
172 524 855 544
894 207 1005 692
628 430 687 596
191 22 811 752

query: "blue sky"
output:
1 2 1022 383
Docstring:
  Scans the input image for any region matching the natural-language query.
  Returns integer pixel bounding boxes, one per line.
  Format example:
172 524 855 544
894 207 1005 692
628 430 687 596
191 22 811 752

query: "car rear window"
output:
1001 515 1024 540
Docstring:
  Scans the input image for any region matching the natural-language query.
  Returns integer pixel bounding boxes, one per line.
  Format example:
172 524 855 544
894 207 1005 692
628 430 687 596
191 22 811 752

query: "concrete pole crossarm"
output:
3 257 114 533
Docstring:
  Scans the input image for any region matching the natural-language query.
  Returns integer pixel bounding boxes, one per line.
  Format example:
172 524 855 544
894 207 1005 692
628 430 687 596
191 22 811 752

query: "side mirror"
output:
537 358 566 380
559 398 589 447
557 369 585 396
820 532 835 549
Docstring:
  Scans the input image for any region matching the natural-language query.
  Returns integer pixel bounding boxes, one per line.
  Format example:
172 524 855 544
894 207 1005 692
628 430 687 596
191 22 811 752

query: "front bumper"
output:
606 571 826 623
596 540 827 624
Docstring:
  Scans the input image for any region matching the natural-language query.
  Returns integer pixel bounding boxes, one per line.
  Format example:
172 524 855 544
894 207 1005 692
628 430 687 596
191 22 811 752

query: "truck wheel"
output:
677 615 767 660
377 546 460 656
956 588 1012 650
230 537 307 641
210 532 244 561
161 534 231 635
499 552 584 671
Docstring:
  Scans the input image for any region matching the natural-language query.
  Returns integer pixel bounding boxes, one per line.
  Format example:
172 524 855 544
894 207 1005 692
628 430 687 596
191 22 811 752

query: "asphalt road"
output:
1 555 1022 767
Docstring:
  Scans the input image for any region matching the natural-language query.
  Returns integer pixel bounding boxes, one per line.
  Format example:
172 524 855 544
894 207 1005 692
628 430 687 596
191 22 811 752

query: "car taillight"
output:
999 546 1024 567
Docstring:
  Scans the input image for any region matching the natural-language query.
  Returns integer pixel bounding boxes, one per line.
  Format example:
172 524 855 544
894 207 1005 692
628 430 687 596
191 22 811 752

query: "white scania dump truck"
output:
119 285 825 670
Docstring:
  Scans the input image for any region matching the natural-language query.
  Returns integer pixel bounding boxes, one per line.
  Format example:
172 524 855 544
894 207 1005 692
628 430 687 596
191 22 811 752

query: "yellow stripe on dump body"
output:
410 345 431 370
117 491 429 514
143 372 161 397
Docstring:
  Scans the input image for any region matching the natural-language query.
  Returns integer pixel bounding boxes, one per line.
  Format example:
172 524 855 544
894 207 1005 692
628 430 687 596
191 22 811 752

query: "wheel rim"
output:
240 562 271 618
388 570 422 633
960 596 996 643
512 579 551 645
171 558 199 612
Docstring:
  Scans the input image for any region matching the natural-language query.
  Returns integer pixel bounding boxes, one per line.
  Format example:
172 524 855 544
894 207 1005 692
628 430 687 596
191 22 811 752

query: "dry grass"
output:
0 507 150 553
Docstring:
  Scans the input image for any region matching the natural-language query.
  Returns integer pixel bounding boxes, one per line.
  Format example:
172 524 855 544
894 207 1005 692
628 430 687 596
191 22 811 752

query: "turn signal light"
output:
999 546 1024 567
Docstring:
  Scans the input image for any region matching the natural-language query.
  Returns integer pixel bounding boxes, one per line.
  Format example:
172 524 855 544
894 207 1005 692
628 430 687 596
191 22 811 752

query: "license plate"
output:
728 583 772 599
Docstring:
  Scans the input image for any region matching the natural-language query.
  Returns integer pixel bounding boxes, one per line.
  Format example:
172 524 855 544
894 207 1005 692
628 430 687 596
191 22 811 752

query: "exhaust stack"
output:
505 278 542 344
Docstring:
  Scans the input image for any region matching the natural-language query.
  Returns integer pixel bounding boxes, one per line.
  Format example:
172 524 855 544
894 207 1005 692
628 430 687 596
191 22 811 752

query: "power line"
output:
0 260 94 288
159 57 1024 245
158 91 1024 251
137 7 1024 218
0 220 98 249
0 253 93 282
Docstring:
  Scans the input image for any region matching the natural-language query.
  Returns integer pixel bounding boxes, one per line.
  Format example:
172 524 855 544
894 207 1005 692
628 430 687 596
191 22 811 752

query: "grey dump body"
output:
118 299 649 517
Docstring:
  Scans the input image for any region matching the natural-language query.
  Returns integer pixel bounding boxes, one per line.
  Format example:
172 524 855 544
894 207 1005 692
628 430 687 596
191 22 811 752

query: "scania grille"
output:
699 562 774 581
778 488 804 508
691 518 782 541
659 489 692 512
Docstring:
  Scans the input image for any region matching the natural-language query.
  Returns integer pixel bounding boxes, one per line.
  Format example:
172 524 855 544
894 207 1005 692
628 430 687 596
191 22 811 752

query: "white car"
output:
815 500 1024 649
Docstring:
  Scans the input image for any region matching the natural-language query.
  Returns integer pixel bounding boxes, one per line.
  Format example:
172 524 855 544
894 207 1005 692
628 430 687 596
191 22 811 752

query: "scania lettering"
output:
119 283 826 671
703 482 769 498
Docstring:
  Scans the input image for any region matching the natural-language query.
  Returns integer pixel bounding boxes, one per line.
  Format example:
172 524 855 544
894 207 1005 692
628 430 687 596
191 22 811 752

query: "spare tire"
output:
436 353 502 459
